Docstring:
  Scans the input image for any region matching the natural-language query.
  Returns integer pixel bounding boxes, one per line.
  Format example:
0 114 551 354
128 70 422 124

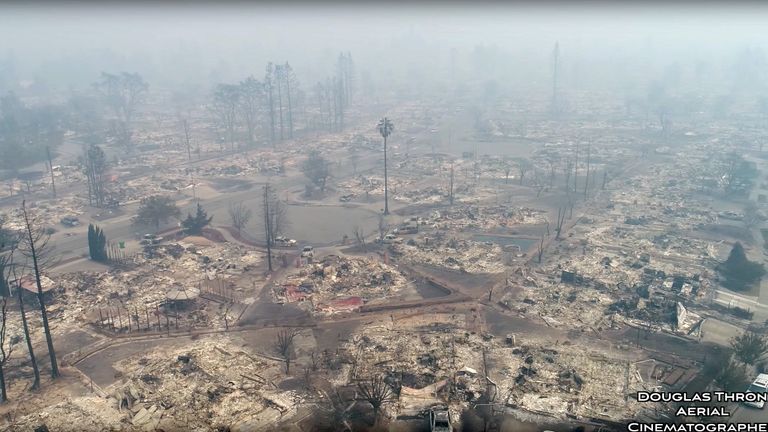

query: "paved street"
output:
728 403 768 424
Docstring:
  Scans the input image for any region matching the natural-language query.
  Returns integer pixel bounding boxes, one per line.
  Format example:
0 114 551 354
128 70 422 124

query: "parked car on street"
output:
60 216 80 227
744 374 768 409
140 233 163 245
274 236 297 247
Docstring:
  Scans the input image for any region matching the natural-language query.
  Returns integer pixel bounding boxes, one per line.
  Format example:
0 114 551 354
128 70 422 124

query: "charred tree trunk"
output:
276 72 284 142
383 135 389 215
18 284 40 389
21 202 59 378
285 72 294 139
183 119 192 161
584 143 591 199
449 163 455 205
264 185 273 272
46 146 56 198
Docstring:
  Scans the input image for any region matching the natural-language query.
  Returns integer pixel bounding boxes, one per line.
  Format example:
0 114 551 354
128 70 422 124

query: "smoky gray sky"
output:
1 2 768 92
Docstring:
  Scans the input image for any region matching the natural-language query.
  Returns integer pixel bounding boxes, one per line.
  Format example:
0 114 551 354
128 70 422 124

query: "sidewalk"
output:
714 289 768 322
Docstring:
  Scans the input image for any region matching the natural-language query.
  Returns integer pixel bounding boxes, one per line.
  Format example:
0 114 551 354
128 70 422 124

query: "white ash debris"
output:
109 338 295 431
392 238 506 274
9 396 127 432
332 317 647 422
277 254 409 307
53 241 263 326
427 205 547 231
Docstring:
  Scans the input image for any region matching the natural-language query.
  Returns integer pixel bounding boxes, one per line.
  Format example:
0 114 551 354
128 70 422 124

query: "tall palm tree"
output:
377 117 394 215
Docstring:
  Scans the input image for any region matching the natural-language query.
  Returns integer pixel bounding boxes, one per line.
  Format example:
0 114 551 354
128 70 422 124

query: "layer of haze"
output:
1 3 768 95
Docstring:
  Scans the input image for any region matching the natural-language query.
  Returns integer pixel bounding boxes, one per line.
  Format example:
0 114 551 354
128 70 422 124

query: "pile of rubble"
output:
336 175 418 201
498 342 648 421
333 314 486 403
108 338 294 431
392 237 506 274
2 195 87 231
10 396 126 432
276 255 408 314
330 315 650 423
10 338 297 432
53 240 263 328
428 205 548 232
499 276 625 331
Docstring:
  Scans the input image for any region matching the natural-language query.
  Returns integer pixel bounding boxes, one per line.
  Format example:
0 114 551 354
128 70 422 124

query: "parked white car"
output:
301 246 314 258
274 236 297 247
378 234 402 244
745 374 768 409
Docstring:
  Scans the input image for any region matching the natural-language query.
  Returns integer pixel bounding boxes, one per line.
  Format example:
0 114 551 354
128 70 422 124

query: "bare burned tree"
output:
181 117 192 161
0 296 18 402
264 63 278 146
19 201 59 378
274 329 299 373
238 76 263 147
377 214 390 241
82 144 109 208
95 72 148 149
279 62 298 139
532 169 546 198
0 227 23 397
228 202 252 235
353 226 367 252
261 184 289 272
516 158 532 186
555 206 567 240
222 301 234 331
357 375 394 426
563 159 574 192
314 388 355 432
211 83 241 151
267 191 288 240
8 259 39 389
503 159 513 184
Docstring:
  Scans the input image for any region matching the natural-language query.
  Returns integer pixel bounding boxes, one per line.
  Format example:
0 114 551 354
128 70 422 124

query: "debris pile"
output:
499 342 647 421
10 396 126 432
392 237 506 274
108 338 293 431
276 255 408 314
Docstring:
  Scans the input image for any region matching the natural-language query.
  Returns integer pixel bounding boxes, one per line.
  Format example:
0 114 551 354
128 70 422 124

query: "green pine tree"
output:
87 224 96 260
87 223 108 262
181 203 213 235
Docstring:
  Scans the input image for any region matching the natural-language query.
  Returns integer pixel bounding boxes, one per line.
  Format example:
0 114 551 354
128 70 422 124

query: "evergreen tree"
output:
87 223 108 262
181 203 213 235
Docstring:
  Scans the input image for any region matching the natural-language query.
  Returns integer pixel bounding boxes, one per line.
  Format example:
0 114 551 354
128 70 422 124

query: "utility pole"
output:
378 117 394 215
584 141 591 199
383 126 389 215
264 184 273 272
573 140 579 194
46 146 56 198
183 119 192 161
449 163 455 205
191 173 197 202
